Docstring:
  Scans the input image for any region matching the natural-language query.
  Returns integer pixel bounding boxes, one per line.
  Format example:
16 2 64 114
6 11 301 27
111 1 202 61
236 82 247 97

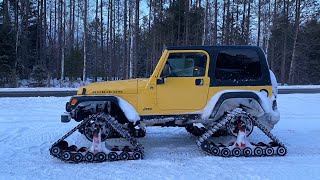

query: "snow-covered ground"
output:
278 85 320 89
0 88 78 92
0 94 319 180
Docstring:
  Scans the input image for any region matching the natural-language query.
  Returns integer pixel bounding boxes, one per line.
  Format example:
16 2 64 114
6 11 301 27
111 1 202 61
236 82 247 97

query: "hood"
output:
77 78 149 95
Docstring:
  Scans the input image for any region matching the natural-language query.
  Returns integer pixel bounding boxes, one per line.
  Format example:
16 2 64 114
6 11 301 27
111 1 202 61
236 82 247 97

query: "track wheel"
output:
111 146 120 151
96 152 107 162
254 147 263 157
50 146 61 156
265 147 274 156
62 151 72 161
185 124 206 136
78 147 87 153
68 145 78 152
133 151 142 160
210 146 220 156
85 152 94 162
57 141 69 150
269 142 279 147
119 152 129 160
221 148 231 157
277 146 287 156
243 147 252 157
122 146 132 152
74 153 83 163
256 142 268 147
232 148 242 157
108 152 118 161
201 141 210 152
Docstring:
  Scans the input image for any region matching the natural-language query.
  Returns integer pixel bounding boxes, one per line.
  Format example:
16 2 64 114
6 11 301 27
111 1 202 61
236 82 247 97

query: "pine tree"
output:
29 65 48 87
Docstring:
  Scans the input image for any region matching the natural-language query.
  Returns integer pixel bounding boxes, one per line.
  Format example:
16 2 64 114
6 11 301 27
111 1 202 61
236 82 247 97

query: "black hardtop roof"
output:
166 45 262 51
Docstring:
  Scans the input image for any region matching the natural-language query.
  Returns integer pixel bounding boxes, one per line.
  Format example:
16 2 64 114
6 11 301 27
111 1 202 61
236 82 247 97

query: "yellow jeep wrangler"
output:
51 46 285 163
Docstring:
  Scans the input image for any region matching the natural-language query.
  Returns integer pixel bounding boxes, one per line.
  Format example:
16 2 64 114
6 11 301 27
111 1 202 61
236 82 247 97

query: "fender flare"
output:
66 95 140 123
201 90 272 120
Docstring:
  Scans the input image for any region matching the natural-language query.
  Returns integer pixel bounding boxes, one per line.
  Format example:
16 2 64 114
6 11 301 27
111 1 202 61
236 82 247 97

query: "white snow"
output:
269 70 278 96
0 88 78 92
278 85 320 89
0 94 320 179
201 90 273 119
116 96 141 123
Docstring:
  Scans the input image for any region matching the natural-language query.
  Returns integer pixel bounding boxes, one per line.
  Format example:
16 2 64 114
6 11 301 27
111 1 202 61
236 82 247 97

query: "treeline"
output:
0 0 319 87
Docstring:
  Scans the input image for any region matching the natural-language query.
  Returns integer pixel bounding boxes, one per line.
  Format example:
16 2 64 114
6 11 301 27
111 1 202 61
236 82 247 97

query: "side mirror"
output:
158 63 170 85
161 63 170 78
157 78 165 84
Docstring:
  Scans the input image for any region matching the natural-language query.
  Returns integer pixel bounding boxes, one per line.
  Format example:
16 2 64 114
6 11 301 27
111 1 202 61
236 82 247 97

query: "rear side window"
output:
215 49 262 81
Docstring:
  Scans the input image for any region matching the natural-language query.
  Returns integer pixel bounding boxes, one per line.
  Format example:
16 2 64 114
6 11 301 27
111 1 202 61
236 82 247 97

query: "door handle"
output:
195 79 204 86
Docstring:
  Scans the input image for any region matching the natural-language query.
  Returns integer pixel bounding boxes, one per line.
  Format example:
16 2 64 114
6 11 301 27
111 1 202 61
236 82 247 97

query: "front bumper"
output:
61 113 71 123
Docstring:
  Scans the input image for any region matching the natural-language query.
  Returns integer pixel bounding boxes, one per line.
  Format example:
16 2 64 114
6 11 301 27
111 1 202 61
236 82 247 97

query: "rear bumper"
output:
257 110 280 131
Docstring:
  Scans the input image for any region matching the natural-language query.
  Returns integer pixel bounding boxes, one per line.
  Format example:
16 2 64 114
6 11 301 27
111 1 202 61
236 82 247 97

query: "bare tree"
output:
213 0 218 44
44 0 47 67
58 0 62 80
225 0 230 44
108 0 113 80
83 0 88 81
185 0 190 44
15 0 19 71
60 0 66 86
246 0 251 44
230 0 235 44
257 0 261 46
289 0 301 84
202 0 209 45
241 0 246 44
95 0 98 81
54 0 58 77
70 0 75 53
133 0 139 78
124 0 128 78
280 0 289 84
269 0 277 71
222 0 226 44
101 0 105 80
129 0 134 78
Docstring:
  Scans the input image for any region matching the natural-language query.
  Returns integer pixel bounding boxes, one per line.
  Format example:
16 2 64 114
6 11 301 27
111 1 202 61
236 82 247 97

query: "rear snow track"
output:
0 95 320 180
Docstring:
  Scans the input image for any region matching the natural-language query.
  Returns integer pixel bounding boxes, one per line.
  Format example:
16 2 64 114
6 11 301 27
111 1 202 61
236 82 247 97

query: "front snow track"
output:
49 113 144 163
197 108 287 157
50 109 286 163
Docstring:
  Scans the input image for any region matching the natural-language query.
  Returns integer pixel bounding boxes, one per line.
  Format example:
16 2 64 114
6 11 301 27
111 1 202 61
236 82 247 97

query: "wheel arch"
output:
202 90 273 120
67 95 140 123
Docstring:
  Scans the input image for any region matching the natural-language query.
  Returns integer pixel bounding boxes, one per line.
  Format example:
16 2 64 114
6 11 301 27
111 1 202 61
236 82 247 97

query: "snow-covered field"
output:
0 88 78 92
0 94 320 180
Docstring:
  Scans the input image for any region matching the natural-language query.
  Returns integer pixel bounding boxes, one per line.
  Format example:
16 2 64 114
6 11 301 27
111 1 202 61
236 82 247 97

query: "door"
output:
156 50 210 110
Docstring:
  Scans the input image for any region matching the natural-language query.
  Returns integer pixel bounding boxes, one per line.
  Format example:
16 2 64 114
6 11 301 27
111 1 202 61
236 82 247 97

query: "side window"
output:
215 49 262 81
165 52 207 77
